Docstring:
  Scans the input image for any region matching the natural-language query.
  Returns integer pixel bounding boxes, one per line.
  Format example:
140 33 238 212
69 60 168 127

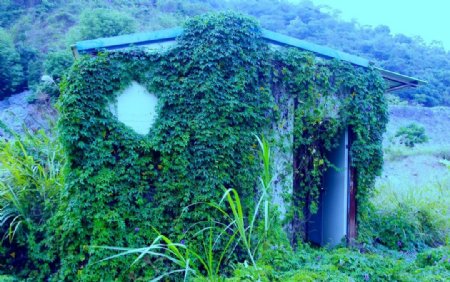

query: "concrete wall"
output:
271 89 294 218
109 81 158 135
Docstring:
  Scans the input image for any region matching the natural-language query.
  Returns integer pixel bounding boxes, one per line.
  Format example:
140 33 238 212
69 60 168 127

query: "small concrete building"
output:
72 25 424 247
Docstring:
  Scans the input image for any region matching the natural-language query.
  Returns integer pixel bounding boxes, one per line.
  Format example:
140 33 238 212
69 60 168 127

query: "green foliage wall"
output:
56 12 387 280
56 13 272 281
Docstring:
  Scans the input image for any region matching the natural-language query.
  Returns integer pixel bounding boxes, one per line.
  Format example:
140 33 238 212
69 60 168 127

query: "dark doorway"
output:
307 128 350 246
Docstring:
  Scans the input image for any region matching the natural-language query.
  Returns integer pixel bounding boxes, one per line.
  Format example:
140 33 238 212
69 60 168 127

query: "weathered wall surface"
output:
271 89 294 218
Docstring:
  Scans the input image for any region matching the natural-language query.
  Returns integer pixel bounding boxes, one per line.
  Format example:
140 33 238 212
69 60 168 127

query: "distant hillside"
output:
0 0 449 106
381 105 450 189
387 105 450 146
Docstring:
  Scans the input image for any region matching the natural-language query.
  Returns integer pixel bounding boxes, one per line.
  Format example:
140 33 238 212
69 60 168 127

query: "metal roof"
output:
74 27 426 92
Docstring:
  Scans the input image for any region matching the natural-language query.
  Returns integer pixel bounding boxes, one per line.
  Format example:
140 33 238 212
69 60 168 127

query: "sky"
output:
299 0 450 50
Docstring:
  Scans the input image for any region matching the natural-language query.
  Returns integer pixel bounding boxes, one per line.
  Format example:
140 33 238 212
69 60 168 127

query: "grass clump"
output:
0 124 64 279
359 174 449 251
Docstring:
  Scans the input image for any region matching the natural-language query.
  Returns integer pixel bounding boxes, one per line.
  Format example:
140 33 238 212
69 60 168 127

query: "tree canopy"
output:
0 0 449 106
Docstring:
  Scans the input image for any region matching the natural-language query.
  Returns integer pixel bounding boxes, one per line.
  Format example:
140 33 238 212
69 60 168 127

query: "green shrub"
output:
66 8 136 44
14 44 43 89
395 123 429 147
410 246 450 281
0 125 65 279
0 28 24 99
415 246 450 269
35 50 74 99
33 79 60 100
362 175 450 252
360 203 446 251
44 50 74 82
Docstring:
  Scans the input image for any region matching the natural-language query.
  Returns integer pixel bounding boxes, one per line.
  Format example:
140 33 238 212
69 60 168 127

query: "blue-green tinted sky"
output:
299 0 449 50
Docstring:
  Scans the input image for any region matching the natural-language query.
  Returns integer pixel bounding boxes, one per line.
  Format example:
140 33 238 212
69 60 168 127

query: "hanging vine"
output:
272 50 387 243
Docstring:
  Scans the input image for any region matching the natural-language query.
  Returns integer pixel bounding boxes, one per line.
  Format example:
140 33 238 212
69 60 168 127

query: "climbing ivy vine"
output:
273 50 387 244
55 12 387 280
56 13 272 281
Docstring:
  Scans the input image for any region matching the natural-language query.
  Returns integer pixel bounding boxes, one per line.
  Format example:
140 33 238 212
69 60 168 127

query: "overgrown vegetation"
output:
0 123 65 279
54 13 274 280
95 134 450 281
0 28 24 99
273 50 387 243
361 171 450 252
230 244 450 281
52 12 419 280
0 8 448 282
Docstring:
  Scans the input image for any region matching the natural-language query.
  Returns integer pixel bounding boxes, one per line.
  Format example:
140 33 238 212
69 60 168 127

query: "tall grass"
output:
361 175 450 250
0 126 65 243
96 233 194 281
255 134 272 236
96 135 275 281
384 144 450 161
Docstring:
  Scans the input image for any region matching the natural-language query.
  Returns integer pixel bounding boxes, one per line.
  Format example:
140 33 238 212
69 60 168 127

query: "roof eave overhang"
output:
376 67 426 92
74 27 183 54
74 27 426 91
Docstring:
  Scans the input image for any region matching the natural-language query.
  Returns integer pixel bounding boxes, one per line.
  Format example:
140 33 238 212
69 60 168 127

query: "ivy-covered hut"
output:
58 13 423 280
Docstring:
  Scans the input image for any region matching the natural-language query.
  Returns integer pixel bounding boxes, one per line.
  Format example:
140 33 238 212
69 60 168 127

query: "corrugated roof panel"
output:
261 29 370 68
75 27 182 54
74 27 426 91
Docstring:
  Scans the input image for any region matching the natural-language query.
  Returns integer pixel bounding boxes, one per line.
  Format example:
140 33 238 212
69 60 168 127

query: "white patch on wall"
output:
109 81 158 135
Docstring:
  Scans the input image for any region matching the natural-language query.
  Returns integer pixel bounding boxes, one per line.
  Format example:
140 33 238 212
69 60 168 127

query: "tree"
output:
66 8 137 44
44 50 73 82
394 123 429 147
0 28 24 99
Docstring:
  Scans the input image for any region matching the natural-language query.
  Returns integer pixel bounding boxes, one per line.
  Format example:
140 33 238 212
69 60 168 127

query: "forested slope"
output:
0 0 449 106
